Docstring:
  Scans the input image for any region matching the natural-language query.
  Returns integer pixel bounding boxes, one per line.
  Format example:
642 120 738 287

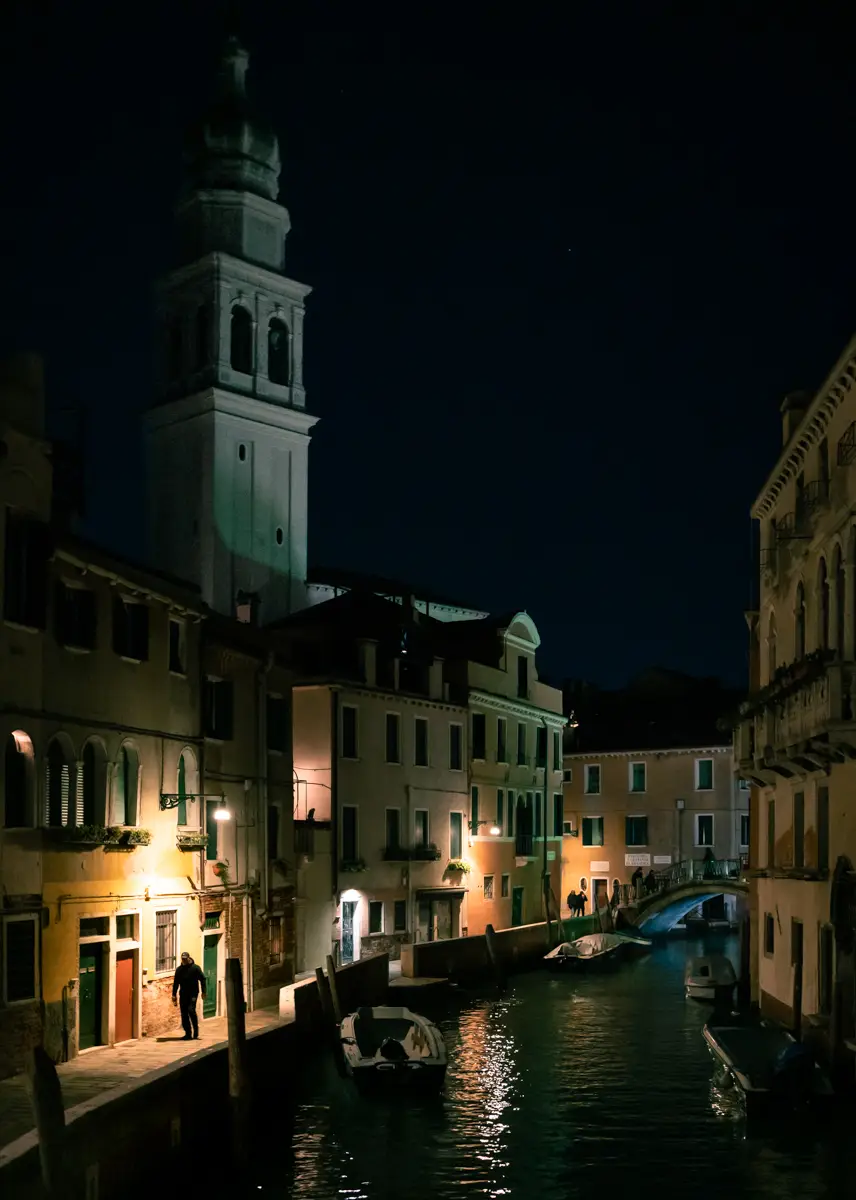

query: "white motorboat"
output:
704 1015 834 1114
685 954 738 1003
339 1006 447 1089
544 932 652 970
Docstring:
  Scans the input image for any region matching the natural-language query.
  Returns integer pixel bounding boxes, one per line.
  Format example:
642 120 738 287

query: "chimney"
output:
358 638 377 687
0 353 46 438
781 390 811 447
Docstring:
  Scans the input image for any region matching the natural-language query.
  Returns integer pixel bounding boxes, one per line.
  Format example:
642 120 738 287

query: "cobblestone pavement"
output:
0 1006 282 1154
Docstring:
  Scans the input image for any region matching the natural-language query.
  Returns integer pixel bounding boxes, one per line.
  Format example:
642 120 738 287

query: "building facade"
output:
737 357 856 1051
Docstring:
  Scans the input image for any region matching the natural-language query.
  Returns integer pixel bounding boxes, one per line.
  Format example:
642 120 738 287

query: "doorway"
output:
114 950 135 1043
592 878 609 912
511 887 524 927
203 934 220 1018
79 948 104 1050
792 919 804 1038
341 900 358 964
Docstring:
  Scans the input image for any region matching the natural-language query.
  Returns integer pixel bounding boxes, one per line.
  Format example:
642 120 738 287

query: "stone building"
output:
563 673 748 915
736 360 856 1054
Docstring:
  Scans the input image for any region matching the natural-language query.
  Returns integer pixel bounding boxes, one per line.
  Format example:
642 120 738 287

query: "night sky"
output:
2 2 855 688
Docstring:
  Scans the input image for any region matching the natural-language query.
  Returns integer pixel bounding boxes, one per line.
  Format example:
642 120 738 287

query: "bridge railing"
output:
624 857 745 904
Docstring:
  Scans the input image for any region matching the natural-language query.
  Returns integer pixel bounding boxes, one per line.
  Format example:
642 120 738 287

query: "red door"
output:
114 951 134 1042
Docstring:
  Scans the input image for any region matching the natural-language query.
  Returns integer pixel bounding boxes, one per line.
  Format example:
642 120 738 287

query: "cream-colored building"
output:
737 360 856 1051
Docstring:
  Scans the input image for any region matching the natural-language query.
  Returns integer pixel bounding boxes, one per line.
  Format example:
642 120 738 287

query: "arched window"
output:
176 748 198 826
114 745 140 826
795 582 806 659
46 739 71 827
267 318 290 386
767 611 777 679
230 306 253 374
819 559 830 650
81 742 107 826
4 732 32 827
195 303 211 373
835 546 846 654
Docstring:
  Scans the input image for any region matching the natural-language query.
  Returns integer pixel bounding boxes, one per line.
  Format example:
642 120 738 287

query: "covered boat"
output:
685 954 738 1003
339 1006 447 1088
544 931 652 970
703 1016 834 1114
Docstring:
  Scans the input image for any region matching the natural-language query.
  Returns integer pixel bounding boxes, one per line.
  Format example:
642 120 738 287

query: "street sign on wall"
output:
625 853 651 868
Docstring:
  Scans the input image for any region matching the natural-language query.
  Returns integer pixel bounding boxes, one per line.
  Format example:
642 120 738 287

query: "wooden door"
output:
79 948 103 1050
341 901 357 964
203 935 219 1018
511 887 524 927
114 950 134 1043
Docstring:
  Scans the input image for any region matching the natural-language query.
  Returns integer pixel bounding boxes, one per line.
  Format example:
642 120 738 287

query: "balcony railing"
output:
515 833 534 857
795 478 829 525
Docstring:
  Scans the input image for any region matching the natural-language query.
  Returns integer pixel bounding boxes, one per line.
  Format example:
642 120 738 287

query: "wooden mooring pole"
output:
325 954 343 1024
26 1046 67 1199
485 924 505 991
225 957 250 1170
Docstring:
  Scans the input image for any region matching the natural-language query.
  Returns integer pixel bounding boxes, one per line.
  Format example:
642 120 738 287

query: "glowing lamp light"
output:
489 825 501 836
213 801 231 822
341 888 361 902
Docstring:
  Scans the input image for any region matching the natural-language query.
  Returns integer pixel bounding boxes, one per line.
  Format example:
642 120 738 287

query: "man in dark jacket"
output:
172 952 207 1040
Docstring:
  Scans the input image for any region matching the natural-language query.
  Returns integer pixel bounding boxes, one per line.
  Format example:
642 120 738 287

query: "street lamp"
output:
213 800 231 822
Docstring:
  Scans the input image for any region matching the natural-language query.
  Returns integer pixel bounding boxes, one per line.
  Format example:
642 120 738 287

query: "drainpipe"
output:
331 690 340 905
258 651 274 916
406 783 414 937
541 718 552 944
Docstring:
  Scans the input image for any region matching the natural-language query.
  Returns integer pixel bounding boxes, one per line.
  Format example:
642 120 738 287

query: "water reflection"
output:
278 936 856 1200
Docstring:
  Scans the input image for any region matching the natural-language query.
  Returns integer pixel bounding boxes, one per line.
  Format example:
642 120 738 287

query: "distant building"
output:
737 363 856 1050
563 672 748 918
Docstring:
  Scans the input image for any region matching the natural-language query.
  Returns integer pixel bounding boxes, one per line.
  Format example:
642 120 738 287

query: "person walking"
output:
172 951 207 1040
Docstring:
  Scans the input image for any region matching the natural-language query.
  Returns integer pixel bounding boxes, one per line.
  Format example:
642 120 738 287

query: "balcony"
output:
381 843 442 862
515 833 534 858
795 478 829 526
736 652 856 780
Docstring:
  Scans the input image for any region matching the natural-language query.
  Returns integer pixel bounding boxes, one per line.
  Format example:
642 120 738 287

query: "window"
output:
176 751 193 827
341 806 358 862
629 762 646 793
501 874 510 898
116 914 136 941
536 727 547 769
496 789 504 832
764 912 775 956
393 900 407 932
267 696 288 754
506 791 515 838
625 816 648 846
80 917 109 938
341 706 358 759
695 758 714 791
112 597 149 661
2 914 38 1003
497 718 507 763
470 786 480 835
3 516 49 629
450 812 463 859
818 786 829 871
230 306 253 374
45 739 71 827
553 794 563 837
168 618 186 674
563 821 573 835
204 679 234 740
582 816 604 847
155 910 178 973
54 583 97 650
517 724 527 766
517 655 528 699
584 764 601 795
385 808 401 852
449 724 463 770
368 901 384 935
414 717 429 767
740 813 750 849
268 917 284 964
268 804 280 859
4 732 31 828
793 791 805 870
268 317 291 386
414 809 429 847
695 814 714 847
472 713 486 760
563 768 572 783
553 731 561 772
385 713 401 764
533 792 542 839
81 742 106 825
484 874 494 900
205 801 219 861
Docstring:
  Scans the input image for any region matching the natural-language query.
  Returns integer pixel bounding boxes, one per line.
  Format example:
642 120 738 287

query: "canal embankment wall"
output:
400 916 598 980
0 953 390 1200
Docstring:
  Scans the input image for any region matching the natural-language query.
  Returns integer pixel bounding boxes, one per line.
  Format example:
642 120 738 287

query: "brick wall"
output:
142 975 179 1038
0 1001 42 1080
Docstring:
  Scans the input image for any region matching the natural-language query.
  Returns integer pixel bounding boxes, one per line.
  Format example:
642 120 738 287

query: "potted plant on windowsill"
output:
444 858 471 880
50 824 122 847
412 842 441 862
176 831 209 851
340 857 368 873
212 860 232 888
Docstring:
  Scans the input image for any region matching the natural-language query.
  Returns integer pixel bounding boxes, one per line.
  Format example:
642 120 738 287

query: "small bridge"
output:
619 858 749 934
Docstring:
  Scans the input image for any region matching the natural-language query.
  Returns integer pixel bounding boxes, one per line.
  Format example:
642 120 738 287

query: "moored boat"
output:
339 1006 447 1089
685 954 737 1003
544 931 652 970
703 1015 834 1114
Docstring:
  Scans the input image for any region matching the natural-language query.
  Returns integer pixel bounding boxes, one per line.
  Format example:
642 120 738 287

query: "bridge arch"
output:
630 880 749 933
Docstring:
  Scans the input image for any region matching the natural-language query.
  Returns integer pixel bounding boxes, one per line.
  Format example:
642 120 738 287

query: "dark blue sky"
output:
1 1 855 687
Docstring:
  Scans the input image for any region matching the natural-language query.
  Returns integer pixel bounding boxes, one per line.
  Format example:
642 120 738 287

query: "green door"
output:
511 887 524 928
78 948 103 1050
203 935 219 1018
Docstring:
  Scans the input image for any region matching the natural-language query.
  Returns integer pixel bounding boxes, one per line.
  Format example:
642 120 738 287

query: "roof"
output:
56 531 203 609
306 565 486 615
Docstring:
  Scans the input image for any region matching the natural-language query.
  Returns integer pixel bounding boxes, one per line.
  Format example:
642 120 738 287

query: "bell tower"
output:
144 37 317 623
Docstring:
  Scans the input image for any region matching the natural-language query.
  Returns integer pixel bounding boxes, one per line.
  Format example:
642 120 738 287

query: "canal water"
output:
251 934 856 1200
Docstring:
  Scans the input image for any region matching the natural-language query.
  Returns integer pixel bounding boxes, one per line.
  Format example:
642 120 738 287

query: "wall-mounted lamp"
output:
213 801 232 822
489 825 501 836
